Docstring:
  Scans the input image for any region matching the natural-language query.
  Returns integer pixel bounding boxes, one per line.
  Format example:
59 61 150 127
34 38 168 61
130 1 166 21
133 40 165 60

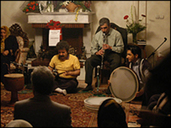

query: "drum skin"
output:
84 97 122 111
109 66 139 102
3 73 24 91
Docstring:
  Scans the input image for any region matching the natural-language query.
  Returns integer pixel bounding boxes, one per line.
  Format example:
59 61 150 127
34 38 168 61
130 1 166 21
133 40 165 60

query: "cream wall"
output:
1 1 170 66
1 1 36 39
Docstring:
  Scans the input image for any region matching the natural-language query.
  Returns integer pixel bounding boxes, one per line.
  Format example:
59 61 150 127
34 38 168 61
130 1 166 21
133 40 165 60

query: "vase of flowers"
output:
124 5 146 44
22 1 40 13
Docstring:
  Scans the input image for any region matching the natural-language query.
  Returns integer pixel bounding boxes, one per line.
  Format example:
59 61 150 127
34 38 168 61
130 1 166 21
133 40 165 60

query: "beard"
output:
58 55 65 60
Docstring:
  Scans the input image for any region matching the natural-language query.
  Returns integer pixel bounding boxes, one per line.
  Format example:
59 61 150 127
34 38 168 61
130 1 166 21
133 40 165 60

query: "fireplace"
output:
27 12 95 58
27 12 95 80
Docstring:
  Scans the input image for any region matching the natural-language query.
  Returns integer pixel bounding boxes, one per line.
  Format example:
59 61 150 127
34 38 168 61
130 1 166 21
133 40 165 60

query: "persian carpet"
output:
1 84 141 127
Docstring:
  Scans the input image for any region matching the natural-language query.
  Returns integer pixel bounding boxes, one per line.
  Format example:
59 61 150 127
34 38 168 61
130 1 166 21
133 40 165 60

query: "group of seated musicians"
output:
0 18 152 101
1 17 170 127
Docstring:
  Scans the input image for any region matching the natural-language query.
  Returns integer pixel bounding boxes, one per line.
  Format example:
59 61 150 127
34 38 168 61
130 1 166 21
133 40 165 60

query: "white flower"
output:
38 1 47 8
63 1 70 6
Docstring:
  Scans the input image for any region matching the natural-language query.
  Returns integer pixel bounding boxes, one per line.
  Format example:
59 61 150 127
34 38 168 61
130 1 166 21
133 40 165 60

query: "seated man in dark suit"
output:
14 66 72 127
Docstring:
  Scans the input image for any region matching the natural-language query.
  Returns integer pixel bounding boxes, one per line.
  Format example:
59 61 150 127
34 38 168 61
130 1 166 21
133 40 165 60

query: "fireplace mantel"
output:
27 12 95 24
27 12 95 60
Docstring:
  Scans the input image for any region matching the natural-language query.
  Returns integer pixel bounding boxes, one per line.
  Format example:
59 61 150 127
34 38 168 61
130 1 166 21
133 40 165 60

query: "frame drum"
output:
109 66 139 102
84 97 122 111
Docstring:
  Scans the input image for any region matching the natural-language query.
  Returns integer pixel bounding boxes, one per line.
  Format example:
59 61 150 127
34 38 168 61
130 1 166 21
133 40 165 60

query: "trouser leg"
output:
53 78 78 93
105 52 121 74
85 55 101 85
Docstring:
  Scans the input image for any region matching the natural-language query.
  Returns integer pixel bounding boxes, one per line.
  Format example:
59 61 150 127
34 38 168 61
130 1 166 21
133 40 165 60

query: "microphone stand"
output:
147 37 167 67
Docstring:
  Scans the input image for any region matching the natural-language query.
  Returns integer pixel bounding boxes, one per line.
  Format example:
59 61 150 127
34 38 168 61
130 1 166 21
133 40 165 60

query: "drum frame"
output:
109 66 139 102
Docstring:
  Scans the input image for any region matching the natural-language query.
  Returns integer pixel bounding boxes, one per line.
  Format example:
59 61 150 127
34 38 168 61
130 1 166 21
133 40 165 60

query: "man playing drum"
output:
48 40 80 95
126 44 151 100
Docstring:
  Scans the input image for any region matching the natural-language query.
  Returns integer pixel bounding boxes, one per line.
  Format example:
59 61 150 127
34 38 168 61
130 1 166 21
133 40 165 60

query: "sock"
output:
55 88 63 93
62 89 67 96
55 88 67 95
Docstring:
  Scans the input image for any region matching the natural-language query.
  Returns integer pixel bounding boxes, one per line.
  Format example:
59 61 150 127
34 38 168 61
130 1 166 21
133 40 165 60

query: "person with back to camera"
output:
126 44 151 101
48 40 80 95
84 17 124 91
98 98 128 127
14 66 72 127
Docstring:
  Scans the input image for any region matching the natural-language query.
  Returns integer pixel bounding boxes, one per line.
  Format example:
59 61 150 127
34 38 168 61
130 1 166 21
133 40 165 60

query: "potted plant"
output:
124 5 146 43
22 1 40 13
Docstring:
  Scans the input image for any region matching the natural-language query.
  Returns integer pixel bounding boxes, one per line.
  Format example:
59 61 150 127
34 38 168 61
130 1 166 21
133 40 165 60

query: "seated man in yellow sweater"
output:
48 41 80 95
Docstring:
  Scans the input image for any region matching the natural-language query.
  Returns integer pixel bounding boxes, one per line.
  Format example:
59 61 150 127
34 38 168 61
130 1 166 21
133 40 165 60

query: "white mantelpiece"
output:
27 12 95 24
27 12 95 58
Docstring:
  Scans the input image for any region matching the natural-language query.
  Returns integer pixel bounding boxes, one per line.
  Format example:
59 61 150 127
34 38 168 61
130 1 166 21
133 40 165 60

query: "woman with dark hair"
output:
9 23 29 48
1 26 19 83
98 98 127 127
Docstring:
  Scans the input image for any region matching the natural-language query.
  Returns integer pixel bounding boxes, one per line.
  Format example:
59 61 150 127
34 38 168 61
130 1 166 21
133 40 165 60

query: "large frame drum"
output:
109 66 139 102
84 97 122 112
3 73 24 104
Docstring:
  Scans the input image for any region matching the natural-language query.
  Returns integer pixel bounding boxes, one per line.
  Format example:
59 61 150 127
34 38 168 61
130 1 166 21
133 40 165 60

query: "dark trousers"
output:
85 52 121 85
53 77 78 93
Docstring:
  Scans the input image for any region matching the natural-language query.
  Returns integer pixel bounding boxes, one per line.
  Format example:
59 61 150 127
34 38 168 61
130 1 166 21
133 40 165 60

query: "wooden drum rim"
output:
109 66 139 102
4 73 24 78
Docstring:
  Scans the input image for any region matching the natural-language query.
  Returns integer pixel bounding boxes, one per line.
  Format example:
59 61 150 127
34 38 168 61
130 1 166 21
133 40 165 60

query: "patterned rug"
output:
1 84 141 127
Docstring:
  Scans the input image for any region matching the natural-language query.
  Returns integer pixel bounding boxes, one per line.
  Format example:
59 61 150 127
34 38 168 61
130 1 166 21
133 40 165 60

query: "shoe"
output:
83 85 93 91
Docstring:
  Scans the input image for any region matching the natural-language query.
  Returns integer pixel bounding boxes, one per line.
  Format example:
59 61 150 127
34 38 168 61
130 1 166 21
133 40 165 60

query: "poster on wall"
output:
49 29 61 46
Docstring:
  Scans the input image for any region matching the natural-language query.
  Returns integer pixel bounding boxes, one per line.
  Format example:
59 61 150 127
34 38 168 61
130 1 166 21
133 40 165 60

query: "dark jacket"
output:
14 93 72 127
128 58 151 89
4 35 19 62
